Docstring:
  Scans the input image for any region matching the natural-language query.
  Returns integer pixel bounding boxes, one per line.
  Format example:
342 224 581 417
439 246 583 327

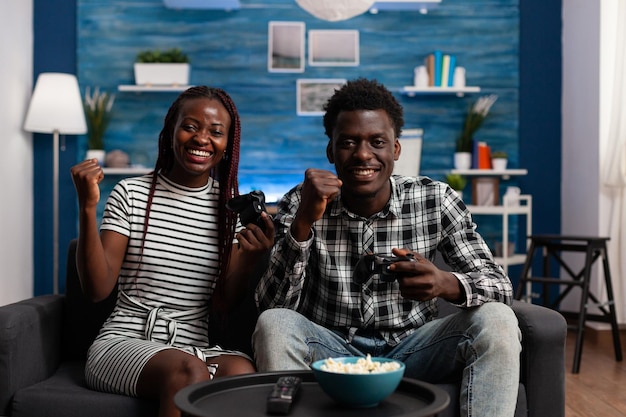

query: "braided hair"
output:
323 78 404 139
140 86 241 296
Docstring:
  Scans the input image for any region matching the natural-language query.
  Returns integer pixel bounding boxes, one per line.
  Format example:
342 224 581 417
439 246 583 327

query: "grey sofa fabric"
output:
0 239 566 417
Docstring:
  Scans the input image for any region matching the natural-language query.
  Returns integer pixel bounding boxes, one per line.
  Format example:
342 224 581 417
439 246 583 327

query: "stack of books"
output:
473 141 492 169
424 50 456 87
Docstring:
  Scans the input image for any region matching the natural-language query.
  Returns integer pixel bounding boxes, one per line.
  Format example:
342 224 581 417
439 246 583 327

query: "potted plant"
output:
83 86 115 165
134 48 190 86
491 150 508 170
454 94 498 169
445 173 467 200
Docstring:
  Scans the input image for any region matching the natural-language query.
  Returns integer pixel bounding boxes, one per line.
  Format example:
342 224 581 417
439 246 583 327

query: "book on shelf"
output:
447 55 456 87
441 55 450 87
433 50 443 87
425 54 435 86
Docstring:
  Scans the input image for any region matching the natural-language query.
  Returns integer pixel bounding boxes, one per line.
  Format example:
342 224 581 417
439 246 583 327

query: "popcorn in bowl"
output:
320 354 402 374
311 354 406 407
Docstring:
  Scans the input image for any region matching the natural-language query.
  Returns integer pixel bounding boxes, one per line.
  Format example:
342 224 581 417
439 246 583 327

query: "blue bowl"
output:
310 356 405 408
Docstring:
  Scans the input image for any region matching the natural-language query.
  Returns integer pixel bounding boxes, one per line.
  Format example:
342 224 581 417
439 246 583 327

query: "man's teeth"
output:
188 149 211 157
354 169 375 175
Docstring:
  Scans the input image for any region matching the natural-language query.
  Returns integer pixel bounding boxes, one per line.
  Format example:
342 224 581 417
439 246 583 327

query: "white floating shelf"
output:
102 167 152 175
118 85 191 92
400 86 481 97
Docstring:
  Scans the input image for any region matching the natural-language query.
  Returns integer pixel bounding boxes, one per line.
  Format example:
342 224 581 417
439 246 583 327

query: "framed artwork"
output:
472 177 500 206
268 21 305 73
297 79 346 116
308 30 359 67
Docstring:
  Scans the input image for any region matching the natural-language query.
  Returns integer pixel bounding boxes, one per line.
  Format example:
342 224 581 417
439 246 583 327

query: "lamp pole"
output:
52 129 60 294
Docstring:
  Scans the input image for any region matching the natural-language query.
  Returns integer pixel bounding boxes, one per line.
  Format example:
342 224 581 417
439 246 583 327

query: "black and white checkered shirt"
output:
255 175 513 346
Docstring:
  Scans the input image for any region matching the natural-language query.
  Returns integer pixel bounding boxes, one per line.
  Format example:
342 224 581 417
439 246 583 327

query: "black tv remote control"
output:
266 376 302 415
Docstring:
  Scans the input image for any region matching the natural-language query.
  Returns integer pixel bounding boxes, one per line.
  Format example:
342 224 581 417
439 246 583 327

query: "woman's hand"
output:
235 211 275 259
70 159 104 210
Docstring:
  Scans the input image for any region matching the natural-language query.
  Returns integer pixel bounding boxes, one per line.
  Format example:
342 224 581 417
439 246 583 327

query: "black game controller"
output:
226 190 268 230
354 253 416 283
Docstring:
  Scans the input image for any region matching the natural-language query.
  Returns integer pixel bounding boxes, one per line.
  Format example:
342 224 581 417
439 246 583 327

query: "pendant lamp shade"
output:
24 73 87 135
296 0 375 22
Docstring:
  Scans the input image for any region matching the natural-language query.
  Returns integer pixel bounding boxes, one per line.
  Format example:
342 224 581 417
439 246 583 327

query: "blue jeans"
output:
252 302 521 417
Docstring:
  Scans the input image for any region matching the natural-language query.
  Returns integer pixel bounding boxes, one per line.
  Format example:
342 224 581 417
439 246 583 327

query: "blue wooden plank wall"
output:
77 0 519 248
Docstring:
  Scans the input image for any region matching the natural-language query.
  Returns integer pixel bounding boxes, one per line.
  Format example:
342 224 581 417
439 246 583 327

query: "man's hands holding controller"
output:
386 248 464 303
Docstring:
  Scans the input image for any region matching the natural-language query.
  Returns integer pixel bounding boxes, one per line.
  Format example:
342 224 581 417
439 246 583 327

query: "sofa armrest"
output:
0 295 65 415
512 300 566 417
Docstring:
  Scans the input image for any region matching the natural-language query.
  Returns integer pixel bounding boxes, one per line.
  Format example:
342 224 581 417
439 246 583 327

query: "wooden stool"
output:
514 235 623 373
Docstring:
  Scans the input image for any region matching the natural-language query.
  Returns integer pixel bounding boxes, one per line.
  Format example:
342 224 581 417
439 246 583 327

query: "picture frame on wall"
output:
268 21 305 73
308 30 359 67
297 79 346 116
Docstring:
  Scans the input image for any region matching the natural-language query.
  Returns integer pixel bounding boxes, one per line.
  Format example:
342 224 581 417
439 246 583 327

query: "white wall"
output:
561 0 622 325
0 1 34 305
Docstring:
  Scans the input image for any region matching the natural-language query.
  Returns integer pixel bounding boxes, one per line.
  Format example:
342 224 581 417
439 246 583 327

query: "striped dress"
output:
85 173 248 397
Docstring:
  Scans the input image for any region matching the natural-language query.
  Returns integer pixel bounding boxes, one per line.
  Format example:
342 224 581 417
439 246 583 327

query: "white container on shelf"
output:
133 63 190 86
453 152 472 169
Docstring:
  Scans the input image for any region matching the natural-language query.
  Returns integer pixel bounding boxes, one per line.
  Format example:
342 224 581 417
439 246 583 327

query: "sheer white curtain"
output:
601 0 626 323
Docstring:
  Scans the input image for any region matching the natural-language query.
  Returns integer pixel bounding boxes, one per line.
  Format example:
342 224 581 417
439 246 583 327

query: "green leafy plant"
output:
456 94 498 153
491 150 508 159
136 48 189 63
445 173 467 191
83 87 115 150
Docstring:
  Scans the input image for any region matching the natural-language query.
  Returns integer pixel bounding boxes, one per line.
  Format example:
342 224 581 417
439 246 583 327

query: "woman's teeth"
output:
187 149 211 158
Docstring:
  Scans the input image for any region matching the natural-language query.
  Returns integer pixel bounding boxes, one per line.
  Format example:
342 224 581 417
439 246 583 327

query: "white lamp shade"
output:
24 73 87 135
296 0 375 21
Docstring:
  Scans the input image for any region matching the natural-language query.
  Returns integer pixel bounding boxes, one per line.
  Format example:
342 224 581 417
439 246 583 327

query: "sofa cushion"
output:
61 240 117 361
11 361 157 417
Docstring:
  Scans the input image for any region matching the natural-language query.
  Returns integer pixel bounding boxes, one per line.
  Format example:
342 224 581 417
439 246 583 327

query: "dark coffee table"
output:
175 370 450 417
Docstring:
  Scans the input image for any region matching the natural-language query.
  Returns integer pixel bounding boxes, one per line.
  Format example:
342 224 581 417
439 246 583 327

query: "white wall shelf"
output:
102 167 152 175
400 86 481 97
118 85 191 93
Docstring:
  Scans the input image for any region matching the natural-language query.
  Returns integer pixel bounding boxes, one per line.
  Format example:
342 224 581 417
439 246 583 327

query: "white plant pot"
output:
453 152 472 170
134 63 190 86
492 158 508 171
86 149 106 166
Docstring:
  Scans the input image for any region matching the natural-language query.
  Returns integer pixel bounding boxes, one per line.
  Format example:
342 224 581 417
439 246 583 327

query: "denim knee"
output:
252 308 311 371
469 303 521 356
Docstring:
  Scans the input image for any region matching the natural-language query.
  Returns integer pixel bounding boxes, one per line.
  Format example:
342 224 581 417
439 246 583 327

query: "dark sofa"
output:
0 239 567 417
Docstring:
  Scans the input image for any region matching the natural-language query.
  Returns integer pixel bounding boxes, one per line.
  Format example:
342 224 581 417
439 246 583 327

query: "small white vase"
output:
86 149 106 166
492 158 508 171
454 152 472 170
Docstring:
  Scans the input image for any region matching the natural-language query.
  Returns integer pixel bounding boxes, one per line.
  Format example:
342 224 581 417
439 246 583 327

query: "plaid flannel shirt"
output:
255 175 513 346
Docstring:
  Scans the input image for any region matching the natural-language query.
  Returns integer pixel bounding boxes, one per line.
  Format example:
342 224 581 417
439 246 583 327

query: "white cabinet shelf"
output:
400 86 481 97
118 85 191 92
468 195 532 273
452 168 527 180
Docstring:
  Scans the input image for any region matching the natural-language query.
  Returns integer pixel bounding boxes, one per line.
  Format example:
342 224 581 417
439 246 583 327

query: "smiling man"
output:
253 78 521 417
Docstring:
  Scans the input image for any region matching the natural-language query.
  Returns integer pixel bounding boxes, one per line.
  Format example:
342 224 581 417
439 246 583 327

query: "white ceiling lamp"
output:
163 0 240 10
296 0 375 22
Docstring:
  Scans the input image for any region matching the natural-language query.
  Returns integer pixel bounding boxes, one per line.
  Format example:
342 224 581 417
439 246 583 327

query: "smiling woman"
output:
68 86 275 417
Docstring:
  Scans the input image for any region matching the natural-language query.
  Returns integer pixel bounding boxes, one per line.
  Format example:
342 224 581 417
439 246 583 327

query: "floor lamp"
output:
24 73 87 294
